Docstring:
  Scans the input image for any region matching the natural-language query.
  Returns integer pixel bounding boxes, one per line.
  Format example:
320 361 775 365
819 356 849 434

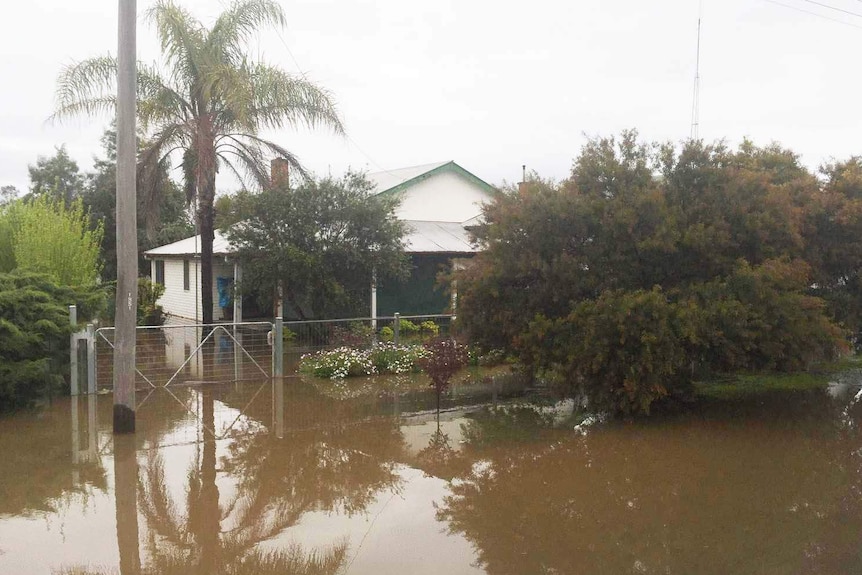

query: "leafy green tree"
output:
11 196 103 287
227 173 407 319
458 133 845 415
804 157 862 344
0 185 18 205
27 145 83 206
54 0 344 324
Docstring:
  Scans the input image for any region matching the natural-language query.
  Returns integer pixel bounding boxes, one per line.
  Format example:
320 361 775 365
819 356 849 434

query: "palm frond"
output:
137 62 193 129
225 133 310 182
146 0 206 105
209 0 286 65
246 64 345 134
52 55 118 122
216 137 270 188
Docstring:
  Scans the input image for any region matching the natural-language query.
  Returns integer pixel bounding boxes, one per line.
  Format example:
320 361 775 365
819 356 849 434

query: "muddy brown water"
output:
1 371 862 575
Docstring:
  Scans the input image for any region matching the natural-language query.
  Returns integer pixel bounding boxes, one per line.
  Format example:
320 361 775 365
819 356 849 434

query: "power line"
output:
761 0 862 28
800 0 862 18
271 27 398 177
690 14 702 140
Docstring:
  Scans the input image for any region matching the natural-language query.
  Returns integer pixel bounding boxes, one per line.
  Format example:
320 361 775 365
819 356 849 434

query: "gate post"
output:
86 323 96 394
394 312 400 346
70 305 78 396
273 317 284 378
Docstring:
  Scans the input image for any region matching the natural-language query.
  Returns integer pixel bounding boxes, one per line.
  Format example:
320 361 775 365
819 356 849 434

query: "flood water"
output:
2 370 862 574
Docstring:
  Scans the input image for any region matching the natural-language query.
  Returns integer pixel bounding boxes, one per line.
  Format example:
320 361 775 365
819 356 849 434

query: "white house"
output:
143 160 497 323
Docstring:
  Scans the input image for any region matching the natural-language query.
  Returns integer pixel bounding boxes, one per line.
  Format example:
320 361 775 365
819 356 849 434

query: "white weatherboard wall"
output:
394 171 489 222
153 258 235 322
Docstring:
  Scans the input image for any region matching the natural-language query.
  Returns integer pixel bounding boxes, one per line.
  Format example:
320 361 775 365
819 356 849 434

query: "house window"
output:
154 260 165 286
183 259 190 291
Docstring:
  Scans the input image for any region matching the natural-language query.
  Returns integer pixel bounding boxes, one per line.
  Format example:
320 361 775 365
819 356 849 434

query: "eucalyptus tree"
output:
54 0 344 324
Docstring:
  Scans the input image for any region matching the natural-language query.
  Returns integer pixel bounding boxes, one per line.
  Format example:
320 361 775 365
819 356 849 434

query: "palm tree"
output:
54 0 344 324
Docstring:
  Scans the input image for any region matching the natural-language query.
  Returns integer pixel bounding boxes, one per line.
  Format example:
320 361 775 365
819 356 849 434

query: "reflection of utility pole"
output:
113 435 141 575
272 377 284 439
114 0 138 433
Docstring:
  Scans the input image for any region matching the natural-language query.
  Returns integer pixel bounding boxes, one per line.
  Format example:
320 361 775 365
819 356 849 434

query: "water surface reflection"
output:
0 373 861 574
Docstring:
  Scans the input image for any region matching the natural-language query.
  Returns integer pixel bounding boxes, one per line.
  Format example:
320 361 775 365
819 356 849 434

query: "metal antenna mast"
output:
690 7 702 140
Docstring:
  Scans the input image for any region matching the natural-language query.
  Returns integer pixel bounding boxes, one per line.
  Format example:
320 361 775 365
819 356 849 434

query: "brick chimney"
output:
518 164 528 196
271 158 289 189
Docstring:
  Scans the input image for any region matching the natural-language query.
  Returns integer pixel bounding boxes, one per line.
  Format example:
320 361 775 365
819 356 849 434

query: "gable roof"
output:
144 160 492 259
367 160 496 197
145 230 232 258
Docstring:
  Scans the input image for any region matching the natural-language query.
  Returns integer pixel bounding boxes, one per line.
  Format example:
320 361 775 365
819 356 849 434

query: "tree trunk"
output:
197 388 220 573
199 170 216 327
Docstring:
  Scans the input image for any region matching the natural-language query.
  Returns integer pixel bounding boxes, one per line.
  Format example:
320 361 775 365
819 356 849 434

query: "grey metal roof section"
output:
402 220 477 254
144 230 233 258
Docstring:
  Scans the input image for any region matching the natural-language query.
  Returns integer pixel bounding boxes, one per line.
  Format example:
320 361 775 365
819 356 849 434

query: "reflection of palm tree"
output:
58 382 408 575
135 389 348 575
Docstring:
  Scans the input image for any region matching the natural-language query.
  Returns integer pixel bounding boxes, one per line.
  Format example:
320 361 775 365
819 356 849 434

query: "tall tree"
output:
457 134 846 415
27 145 82 206
0 185 18 205
53 0 344 324
228 173 407 319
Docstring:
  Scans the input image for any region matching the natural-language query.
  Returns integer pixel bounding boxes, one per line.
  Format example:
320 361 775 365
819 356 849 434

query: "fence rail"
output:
94 321 274 390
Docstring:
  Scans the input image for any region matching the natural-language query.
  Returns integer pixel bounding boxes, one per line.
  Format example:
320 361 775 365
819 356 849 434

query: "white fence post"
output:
394 312 400 346
70 305 78 396
86 323 96 394
273 317 284 378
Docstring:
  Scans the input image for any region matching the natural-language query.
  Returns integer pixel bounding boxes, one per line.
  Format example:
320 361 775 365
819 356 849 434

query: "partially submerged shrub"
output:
369 342 428 374
298 346 376 379
418 338 469 413
299 343 428 379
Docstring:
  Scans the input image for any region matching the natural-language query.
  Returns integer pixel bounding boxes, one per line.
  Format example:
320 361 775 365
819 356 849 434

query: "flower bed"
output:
299 343 429 379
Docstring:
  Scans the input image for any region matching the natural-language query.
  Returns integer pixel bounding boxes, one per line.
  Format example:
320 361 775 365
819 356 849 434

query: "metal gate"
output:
91 321 279 391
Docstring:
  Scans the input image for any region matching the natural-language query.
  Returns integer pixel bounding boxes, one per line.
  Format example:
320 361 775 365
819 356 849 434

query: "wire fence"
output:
95 322 274 390
89 314 455 391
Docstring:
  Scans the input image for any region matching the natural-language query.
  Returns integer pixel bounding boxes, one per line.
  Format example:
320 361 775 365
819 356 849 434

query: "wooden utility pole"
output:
114 0 137 433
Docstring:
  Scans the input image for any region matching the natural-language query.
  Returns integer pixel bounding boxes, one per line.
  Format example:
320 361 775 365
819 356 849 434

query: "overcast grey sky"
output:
1 0 862 194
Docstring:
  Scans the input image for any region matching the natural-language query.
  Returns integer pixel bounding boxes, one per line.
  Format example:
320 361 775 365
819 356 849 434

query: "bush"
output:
369 342 428 374
417 338 469 412
0 271 105 411
137 278 165 326
419 320 439 336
